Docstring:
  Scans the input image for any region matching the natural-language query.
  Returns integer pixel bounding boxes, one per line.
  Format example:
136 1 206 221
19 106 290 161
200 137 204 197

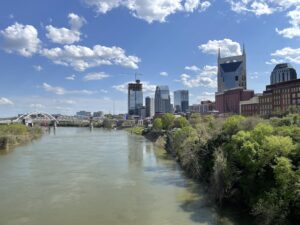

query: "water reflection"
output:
0 128 254 225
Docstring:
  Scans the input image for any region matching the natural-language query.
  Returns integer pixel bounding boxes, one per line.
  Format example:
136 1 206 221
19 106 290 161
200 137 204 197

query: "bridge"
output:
10 112 59 126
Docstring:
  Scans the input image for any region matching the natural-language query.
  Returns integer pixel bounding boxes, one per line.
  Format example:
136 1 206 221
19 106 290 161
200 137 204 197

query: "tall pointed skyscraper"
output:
217 45 247 93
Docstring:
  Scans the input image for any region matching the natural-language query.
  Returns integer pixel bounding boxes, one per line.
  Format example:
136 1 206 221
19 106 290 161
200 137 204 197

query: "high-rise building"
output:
76 111 92 118
217 46 247 93
174 90 189 113
155 86 171 114
145 97 155 118
270 63 297 85
259 63 300 117
93 111 103 118
128 80 143 115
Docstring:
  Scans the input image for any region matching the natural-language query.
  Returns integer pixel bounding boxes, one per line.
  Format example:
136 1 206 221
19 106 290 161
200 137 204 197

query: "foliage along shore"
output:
0 124 43 152
141 113 300 225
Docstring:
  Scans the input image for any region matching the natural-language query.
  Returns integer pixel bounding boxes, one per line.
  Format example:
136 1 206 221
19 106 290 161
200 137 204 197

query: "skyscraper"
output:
217 45 247 93
270 63 297 85
174 90 189 113
128 80 143 115
145 97 155 118
155 86 171 114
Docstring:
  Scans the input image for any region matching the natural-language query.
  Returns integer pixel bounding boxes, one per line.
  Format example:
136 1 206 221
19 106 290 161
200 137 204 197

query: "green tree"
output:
152 118 163 131
174 116 189 128
161 113 175 130
223 115 245 136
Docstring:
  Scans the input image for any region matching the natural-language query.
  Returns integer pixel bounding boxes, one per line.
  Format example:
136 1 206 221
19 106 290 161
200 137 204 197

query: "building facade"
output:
93 111 103 118
145 97 155 118
270 63 297 85
174 90 189 113
128 80 143 116
189 101 216 114
260 79 300 116
155 86 172 114
76 111 92 118
240 95 260 116
217 47 247 93
216 88 254 114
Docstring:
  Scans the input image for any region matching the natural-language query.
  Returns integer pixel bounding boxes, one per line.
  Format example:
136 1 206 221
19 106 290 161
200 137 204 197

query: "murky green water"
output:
0 128 253 225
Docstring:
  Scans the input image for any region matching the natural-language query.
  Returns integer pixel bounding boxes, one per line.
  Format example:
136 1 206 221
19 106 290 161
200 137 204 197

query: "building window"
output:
235 76 238 81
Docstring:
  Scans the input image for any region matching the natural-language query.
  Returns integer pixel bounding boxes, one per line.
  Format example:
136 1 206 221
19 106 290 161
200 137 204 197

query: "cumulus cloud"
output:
42 83 97 95
227 1 300 38
0 23 41 57
199 38 242 57
180 65 217 88
267 47 300 64
0 97 14 105
276 6 300 38
83 72 110 81
40 44 140 71
46 13 86 44
160 71 168 76
113 80 156 94
65 74 76 80
227 0 275 15
84 0 211 23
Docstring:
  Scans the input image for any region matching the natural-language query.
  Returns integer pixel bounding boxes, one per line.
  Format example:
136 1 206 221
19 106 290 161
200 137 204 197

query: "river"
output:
0 128 253 225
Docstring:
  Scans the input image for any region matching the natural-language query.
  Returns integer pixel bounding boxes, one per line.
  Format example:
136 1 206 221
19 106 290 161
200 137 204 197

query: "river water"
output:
0 128 253 225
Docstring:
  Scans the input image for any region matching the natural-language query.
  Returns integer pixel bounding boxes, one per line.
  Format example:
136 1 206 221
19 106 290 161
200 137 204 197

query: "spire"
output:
218 47 221 60
242 43 246 55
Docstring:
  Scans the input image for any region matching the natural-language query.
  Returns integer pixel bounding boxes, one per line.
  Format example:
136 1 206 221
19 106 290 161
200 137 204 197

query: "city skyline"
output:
1 0 300 116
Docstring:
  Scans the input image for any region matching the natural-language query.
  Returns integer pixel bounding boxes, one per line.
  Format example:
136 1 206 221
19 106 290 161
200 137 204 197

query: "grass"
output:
0 124 42 151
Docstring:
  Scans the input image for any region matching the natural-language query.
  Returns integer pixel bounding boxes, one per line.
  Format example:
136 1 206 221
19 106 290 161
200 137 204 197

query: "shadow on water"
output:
147 144 255 225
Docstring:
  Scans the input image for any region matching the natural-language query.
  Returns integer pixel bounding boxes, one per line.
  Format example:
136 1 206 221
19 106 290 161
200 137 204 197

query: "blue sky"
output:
0 0 300 116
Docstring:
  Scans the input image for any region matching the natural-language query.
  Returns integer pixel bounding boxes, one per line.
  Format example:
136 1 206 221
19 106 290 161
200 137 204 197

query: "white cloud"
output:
42 83 97 95
196 91 215 102
160 71 168 76
83 0 122 14
84 0 210 23
199 38 242 57
184 0 211 12
30 103 45 109
46 26 81 45
276 6 300 38
267 47 300 64
179 65 217 88
83 72 110 81
250 1 274 15
68 13 87 30
113 80 156 94
40 44 140 71
66 74 76 80
227 0 275 15
0 23 41 57
0 97 14 105
33 65 43 71
185 65 201 72
46 13 86 44
276 26 300 38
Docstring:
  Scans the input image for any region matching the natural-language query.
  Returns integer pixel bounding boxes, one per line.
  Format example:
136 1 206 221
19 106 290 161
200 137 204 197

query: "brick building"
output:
216 88 254 114
259 79 300 116
240 95 260 116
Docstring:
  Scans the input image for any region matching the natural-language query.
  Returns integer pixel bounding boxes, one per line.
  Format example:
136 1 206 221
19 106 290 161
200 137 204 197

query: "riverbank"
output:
143 113 300 225
0 124 42 152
